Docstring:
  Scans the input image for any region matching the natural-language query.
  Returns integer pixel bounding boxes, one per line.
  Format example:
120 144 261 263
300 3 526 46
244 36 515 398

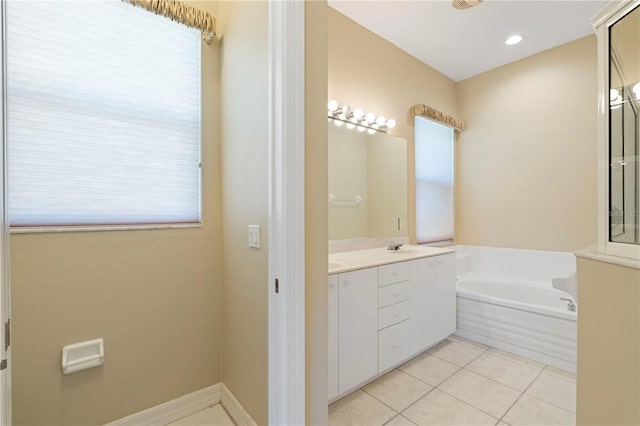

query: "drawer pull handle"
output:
393 311 399 317
393 343 399 348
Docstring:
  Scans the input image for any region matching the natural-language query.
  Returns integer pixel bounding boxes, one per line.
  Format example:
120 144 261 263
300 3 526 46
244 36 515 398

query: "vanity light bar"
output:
327 100 396 134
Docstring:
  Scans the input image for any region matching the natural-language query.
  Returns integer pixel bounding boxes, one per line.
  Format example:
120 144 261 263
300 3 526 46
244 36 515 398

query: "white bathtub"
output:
454 246 577 373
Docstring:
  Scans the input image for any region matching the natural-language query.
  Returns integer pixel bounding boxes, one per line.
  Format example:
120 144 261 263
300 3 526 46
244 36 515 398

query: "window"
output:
7 1 202 228
415 116 454 244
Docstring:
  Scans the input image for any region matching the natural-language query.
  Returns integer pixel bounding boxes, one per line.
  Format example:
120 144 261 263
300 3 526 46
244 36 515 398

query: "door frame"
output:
0 0 11 423
267 0 305 425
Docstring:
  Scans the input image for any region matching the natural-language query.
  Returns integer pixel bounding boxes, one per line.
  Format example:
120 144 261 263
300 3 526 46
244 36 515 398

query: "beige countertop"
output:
329 245 454 274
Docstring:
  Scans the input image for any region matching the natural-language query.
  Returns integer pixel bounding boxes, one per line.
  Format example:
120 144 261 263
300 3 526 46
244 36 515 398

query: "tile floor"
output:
168 404 235 426
329 336 576 426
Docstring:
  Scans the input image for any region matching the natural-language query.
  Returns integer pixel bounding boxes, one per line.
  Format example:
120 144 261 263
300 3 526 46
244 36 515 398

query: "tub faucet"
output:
560 297 577 312
387 242 403 251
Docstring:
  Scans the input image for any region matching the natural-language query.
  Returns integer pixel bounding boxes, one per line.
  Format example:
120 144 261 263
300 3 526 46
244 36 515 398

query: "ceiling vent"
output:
452 0 483 9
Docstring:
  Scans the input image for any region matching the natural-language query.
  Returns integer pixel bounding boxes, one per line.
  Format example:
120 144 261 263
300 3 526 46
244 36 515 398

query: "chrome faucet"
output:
560 297 577 312
387 242 403 251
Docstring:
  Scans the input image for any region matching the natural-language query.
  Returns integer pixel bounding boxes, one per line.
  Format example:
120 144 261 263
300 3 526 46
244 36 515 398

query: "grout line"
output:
398 360 460 388
497 365 546 423
383 413 418 426
460 366 533 393
525 391 576 416
434 386 500 422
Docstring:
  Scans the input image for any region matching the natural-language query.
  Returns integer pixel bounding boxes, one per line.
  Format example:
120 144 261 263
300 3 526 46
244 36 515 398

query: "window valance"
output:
410 104 464 132
123 0 216 43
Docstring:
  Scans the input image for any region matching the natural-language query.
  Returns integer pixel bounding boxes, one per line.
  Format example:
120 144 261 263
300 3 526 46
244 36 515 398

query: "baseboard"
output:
221 383 257 426
106 383 221 426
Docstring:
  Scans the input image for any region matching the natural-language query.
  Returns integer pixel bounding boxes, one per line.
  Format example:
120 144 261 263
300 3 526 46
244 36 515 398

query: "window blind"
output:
7 0 202 227
415 116 454 244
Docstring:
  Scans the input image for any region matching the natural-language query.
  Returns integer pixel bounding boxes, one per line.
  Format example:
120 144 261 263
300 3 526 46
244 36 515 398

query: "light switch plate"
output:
248 225 261 248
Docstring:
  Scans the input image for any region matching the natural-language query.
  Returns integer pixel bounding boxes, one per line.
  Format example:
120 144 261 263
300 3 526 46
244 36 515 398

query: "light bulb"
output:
335 120 344 126
346 123 356 129
338 113 346 121
633 82 640 99
357 125 366 132
367 129 376 134
386 119 396 129
341 104 351 115
610 89 619 101
376 116 386 126
353 109 364 119
365 112 376 123
328 100 339 112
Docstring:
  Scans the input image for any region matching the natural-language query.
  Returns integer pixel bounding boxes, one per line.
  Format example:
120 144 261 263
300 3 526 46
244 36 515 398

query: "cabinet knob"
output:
393 292 399 297
393 343 399 348
343 280 349 286
393 311 399 317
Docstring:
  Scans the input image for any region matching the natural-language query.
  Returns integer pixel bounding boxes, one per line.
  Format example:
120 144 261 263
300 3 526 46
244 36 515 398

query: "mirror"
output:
328 123 407 240
609 6 640 245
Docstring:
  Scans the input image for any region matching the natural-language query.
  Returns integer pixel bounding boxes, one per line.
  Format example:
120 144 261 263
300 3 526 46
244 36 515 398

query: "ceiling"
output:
328 0 609 82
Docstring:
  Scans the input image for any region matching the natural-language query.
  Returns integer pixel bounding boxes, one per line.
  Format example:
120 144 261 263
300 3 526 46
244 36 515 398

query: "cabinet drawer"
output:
378 281 411 308
378 300 411 330
378 261 411 287
379 319 413 372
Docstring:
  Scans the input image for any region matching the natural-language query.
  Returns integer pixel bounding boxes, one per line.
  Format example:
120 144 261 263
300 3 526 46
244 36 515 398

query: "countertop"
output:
329 245 455 274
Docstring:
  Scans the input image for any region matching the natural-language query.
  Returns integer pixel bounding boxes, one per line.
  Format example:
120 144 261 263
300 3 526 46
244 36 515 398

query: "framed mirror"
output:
328 123 407 240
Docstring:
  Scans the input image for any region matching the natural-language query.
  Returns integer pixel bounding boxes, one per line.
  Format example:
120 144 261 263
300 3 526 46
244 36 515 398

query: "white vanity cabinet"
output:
328 250 456 401
337 268 379 394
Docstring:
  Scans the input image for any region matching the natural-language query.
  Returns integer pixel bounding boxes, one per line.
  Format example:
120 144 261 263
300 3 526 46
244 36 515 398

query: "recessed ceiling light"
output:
504 34 522 46
505 35 523 46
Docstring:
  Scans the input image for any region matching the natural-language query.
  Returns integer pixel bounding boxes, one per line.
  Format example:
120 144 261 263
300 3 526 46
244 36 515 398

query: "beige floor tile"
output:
486 348 545 370
329 390 397 426
466 352 542 391
498 423 510 425
439 369 521 419
543 365 576 382
449 335 490 350
385 414 417 425
363 370 433 412
169 405 235 426
526 370 576 413
427 339 485 367
399 353 460 386
402 389 497 426
503 394 575 426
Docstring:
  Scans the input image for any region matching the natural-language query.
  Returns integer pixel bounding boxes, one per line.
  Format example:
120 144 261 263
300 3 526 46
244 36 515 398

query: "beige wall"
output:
11 2 222 423
328 8 458 244
456 36 598 252
576 258 640 425
218 1 269 425
306 1 329 424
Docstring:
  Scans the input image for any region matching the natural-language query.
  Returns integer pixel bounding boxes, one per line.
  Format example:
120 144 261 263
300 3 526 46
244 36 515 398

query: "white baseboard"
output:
221 383 257 426
106 383 221 426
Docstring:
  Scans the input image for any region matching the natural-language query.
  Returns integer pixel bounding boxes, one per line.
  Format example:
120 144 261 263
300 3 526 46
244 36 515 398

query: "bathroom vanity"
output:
328 245 455 401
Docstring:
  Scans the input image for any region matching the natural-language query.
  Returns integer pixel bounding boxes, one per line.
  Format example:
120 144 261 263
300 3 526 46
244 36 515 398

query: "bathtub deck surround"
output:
454 245 578 373
328 245 457 402
329 336 576 426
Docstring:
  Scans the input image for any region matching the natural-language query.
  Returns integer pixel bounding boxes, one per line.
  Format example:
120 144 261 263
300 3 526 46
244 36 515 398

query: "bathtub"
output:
454 246 577 373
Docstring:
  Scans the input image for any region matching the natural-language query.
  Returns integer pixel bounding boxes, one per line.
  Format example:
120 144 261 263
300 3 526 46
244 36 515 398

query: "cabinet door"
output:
339 267 378 394
434 253 456 341
328 274 339 400
410 258 436 353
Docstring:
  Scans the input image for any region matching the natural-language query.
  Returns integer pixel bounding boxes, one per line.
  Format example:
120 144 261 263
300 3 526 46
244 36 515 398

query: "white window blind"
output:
7 0 202 227
415 116 454 244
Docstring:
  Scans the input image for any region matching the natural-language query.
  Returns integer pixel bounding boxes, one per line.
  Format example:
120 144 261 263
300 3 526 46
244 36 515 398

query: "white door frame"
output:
267 1 305 425
0 0 11 424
